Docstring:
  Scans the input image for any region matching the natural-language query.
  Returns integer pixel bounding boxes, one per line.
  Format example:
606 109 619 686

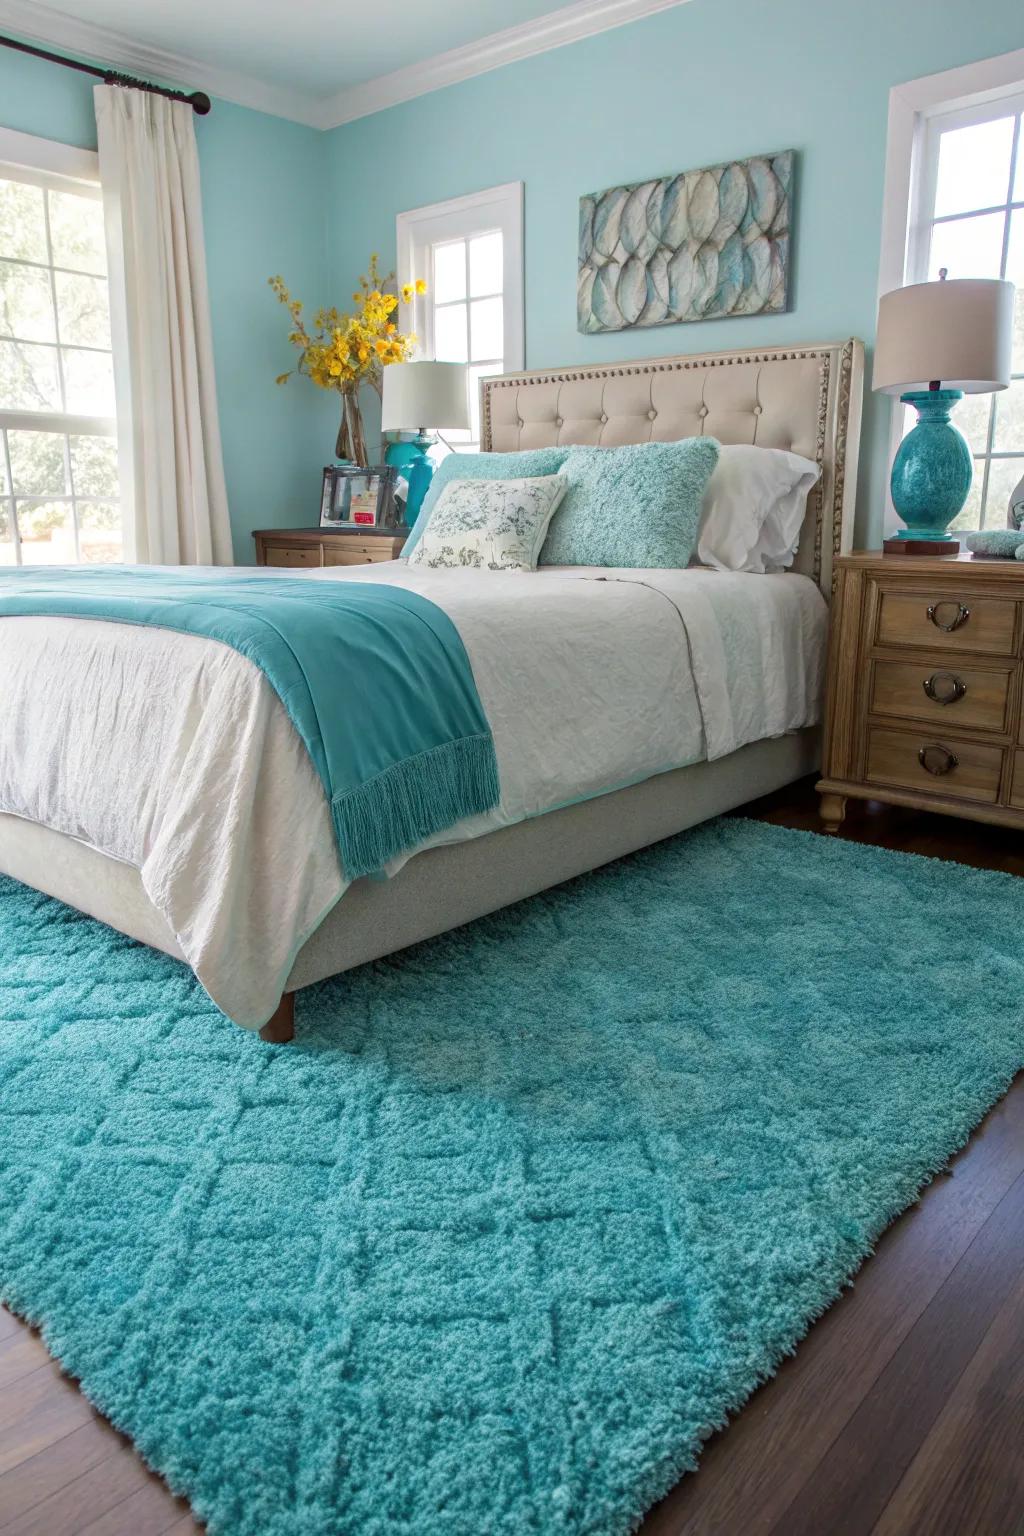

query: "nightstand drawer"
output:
1011 750 1024 809
323 542 399 566
865 727 1002 804
265 545 321 568
870 659 1012 734
876 591 1016 656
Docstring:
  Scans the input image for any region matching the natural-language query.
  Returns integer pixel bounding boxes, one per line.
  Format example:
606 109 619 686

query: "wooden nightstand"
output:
817 551 1024 833
253 526 407 569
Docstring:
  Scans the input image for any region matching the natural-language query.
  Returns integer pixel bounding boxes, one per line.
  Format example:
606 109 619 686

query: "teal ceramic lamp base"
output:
384 432 435 527
889 389 971 547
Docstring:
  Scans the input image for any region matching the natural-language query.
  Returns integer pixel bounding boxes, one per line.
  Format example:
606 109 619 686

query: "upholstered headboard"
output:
480 339 864 598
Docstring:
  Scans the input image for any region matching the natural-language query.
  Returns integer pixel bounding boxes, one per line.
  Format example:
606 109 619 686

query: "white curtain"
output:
95 85 233 566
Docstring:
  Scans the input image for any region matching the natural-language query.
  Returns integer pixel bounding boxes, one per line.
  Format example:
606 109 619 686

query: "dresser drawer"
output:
265 545 321 568
870 659 1012 735
865 727 1003 804
876 591 1016 656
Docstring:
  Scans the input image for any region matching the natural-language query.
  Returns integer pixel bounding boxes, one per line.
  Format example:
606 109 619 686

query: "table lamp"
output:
381 361 470 525
873 272 1014 554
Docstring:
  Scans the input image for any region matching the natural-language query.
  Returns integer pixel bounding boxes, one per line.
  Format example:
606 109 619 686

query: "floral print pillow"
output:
408 475 567 572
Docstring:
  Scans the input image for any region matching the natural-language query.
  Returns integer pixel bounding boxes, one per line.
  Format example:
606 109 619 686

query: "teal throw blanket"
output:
0 566 499 880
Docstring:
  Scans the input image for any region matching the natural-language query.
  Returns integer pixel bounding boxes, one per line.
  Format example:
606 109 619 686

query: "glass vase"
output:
335 392 368 467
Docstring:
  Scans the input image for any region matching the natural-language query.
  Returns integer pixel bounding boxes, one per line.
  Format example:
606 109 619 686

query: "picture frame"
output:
320 465 399 529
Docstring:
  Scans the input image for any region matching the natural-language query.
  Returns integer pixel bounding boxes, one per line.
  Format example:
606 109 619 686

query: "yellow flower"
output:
415 278 427 295
401 283 414 303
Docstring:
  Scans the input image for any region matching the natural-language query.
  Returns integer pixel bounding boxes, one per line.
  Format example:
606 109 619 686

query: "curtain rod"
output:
0 32 212 113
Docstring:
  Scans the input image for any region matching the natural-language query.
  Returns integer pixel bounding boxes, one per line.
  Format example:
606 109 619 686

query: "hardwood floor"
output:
1 779 1021 1535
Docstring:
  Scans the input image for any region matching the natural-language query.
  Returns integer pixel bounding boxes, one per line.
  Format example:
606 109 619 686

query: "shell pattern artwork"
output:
578 150 794 333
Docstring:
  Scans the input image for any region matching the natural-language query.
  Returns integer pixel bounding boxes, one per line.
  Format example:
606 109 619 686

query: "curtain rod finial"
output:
189 91 212 115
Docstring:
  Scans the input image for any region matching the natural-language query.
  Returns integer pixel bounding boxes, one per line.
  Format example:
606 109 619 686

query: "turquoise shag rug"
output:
1 818 1021 1535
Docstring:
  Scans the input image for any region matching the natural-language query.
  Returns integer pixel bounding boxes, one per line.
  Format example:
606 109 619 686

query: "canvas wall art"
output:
577 150 793 333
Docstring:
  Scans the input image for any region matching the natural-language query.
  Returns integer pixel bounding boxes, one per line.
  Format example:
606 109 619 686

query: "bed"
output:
0 339 863 1040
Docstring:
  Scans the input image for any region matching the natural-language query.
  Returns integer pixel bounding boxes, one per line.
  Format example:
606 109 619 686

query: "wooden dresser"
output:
253 526 407 569
818 551 1024 832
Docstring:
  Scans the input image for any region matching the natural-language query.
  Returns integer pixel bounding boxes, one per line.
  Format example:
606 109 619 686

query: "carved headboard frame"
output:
480 339 864 598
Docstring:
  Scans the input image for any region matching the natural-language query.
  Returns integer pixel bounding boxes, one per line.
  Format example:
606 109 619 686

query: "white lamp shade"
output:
872 277 1014 395
381 361 471 431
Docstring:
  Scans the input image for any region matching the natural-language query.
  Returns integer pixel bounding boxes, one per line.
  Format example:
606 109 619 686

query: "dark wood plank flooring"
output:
1 779 1021 1535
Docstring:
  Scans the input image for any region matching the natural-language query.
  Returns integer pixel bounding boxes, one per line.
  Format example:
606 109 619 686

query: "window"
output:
0 130 122 565
880 52 1024 532
907 99 1024 529
397 183 524 452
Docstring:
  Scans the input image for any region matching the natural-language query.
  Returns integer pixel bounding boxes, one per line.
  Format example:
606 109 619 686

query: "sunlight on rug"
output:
1 818 1021 1535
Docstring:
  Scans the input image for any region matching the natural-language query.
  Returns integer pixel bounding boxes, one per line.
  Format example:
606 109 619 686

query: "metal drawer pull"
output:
926 601 970 632
922 671 967 705
918 743 959 776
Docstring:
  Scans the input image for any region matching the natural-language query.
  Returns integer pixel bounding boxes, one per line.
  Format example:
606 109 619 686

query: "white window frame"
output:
396 182 524 448
878 49 1024 529
0 126 131 562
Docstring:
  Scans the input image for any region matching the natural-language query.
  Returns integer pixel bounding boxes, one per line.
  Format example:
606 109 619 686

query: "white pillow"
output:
407 474 567 572
695 445 820 574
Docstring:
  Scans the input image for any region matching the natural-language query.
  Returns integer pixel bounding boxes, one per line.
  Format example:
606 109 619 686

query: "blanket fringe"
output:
332 732 500 881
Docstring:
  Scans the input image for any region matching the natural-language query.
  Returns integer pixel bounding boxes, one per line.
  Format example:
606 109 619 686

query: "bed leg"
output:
259 992 295 1044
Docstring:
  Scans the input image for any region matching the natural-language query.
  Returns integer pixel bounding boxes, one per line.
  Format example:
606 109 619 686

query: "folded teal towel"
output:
0 566 499 879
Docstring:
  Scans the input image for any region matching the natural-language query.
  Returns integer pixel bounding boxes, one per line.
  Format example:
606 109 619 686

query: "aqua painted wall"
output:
323 0 1024 544
0 47 334 561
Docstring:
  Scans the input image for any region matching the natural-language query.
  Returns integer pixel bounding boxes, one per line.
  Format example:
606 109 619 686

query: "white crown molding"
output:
315 0 692 129
0 0 323 126
0 0 692 133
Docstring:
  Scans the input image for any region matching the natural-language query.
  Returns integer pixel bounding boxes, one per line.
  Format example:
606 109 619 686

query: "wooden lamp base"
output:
882 535 960 556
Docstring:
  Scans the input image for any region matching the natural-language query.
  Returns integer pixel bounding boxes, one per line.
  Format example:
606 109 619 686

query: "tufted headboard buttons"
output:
480 340 864 599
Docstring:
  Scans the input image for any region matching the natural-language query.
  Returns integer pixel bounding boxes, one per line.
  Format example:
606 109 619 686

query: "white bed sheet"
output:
0 563 826 1026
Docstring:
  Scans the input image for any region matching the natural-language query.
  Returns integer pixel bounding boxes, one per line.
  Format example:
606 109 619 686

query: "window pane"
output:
469 232 502 297
432 241 465 303
993 378 1024 452
434 303 468 363
0 501 14 564
77 501 122 563
8 429 67 496
70 434 118 498
1015 118 1024 202
48 189 107 276
928 211 1006 280
953 391 993 456
934 117 1015 217
55 271 111 349
15 498 76 561
0 179 47 263
1007 210 1024 371
62 347 115 414
0 259 56 341
953 468 984 531
0 338 61 410
984 455 1024 525
469 297 502 363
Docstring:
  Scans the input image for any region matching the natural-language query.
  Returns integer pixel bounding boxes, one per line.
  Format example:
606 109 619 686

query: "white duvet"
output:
0 563 826 1026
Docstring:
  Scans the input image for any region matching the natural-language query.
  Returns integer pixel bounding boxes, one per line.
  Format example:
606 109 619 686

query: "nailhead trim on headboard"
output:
480 340 863 599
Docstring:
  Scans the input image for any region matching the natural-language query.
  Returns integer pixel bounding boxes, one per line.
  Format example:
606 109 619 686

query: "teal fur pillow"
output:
403 448 570 558
965 529 1024 558
539 438 721 568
